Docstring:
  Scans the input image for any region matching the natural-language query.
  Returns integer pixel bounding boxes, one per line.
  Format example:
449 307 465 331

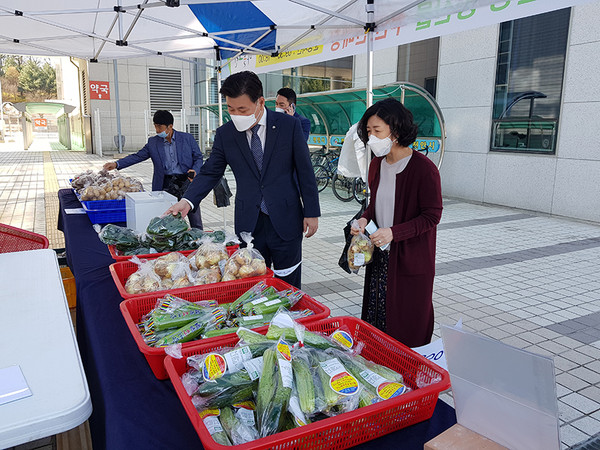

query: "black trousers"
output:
163 174 203 229
251 212 303 289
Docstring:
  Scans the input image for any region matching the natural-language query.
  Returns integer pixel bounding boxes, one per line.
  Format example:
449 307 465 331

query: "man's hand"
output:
303 217 318 238
187 169 196 181
164 199 191 218
284 104 296 116
350 218 368 236
103 162 117 171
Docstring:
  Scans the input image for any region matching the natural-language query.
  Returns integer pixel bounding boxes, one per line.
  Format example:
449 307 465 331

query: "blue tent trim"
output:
188 2 276 59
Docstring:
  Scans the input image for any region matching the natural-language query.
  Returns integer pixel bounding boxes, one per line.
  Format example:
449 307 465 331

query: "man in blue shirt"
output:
103 110 204 228
276 88 311 141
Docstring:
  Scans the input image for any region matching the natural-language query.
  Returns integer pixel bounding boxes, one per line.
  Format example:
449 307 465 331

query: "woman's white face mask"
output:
230 103 260 131
368 133 393 157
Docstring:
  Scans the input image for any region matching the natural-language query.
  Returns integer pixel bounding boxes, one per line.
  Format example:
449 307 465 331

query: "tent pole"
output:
366 0 374 108
364 0 375 206
217 69 223 127
113 59 123 154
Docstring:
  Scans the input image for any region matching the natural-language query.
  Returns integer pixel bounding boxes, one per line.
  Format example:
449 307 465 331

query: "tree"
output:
2 66 23 102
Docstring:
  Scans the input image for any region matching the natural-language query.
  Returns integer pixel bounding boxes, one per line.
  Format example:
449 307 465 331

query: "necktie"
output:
250 124 269 214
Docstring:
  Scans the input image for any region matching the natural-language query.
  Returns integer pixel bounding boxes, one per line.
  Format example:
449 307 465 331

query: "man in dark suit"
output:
276 87 311 141
165 71 320 288
103 110 203 228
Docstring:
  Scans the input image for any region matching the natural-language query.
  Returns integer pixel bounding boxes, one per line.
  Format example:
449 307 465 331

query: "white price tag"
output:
359 368 387 389
236 408 256 428
203 416 224 435
278 358 293 389
242 314 263 322
264 298 282 307
250 296 268 305
224 346 253 373
319 358 346 377
243 356 264 381
353 253 365 266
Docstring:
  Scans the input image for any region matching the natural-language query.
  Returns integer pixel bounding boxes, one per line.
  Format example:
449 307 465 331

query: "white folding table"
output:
0 249 92 448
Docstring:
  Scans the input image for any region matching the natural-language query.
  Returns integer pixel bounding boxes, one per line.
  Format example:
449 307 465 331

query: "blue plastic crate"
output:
81 198 126 210
81 201 126 224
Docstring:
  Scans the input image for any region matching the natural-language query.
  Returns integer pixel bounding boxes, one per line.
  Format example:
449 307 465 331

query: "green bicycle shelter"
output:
197 81 446 168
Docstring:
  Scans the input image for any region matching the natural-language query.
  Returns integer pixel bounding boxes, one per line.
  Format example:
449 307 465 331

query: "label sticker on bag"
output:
331 329 354 349
278 358 293 389
203 415 224 435
320 358 359 396
265 298 282 307
377 381 407 400
235 407 256 428
202 353 227 381
330 372 359 395
243 356 264 381
241 314 263 322
354 253 365 266
224 346 253 373
250 296 268 305
359 368 387 389
277 338 292 361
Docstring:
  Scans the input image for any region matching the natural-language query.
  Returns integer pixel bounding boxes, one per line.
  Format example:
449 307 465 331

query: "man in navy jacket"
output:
104 110 203 228
165 71 320 288
276 87 311 141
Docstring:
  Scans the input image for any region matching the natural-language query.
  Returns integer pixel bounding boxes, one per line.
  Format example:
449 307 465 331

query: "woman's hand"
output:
370 227 393 247
350 218 368 236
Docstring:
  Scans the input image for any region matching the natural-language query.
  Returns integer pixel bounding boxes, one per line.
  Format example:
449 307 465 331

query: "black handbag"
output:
338 199 367 274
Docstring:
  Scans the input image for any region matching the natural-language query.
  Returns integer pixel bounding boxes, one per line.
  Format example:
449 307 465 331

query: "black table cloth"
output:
57 188 456 450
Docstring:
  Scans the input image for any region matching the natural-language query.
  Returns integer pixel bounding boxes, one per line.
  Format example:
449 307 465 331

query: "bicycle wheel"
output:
313 164 329 192
332 173 354 202
353 177 367 204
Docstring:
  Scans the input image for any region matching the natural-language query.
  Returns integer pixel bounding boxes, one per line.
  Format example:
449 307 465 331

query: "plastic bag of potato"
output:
222 232 267 281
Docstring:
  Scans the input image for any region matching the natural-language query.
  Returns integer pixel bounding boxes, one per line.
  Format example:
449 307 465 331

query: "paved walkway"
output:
1 140 600 449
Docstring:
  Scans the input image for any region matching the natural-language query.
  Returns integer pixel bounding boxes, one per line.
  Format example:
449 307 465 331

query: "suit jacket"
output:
294 112 311 141
184 108 321 241
116 130 203 191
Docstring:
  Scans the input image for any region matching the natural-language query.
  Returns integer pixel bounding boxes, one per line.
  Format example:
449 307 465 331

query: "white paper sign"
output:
411 319 462 371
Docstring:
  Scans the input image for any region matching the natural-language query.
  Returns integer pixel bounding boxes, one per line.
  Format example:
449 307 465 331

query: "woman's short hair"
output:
357 98 418 148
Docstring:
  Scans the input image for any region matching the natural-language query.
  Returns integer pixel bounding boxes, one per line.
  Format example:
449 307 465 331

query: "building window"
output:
491 9 570 154
397 37 439 97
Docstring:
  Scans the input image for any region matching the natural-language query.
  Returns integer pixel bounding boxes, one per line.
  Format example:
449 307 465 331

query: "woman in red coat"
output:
351 98 442 347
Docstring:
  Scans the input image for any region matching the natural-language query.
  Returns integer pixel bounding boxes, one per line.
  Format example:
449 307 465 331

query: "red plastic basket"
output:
164 316 450 450
108 243 240 261
0 223 49 253
120 278 330 379
110 256 274 300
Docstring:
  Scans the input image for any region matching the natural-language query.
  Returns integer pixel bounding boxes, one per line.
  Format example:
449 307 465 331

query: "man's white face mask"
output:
230 103 260 132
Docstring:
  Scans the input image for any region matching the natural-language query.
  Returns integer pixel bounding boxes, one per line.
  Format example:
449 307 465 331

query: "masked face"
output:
227 95 264 132
154 124 171 139
368 134 393 157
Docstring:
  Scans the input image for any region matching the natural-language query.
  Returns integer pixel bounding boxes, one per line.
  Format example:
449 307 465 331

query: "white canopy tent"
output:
0 1 590 154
